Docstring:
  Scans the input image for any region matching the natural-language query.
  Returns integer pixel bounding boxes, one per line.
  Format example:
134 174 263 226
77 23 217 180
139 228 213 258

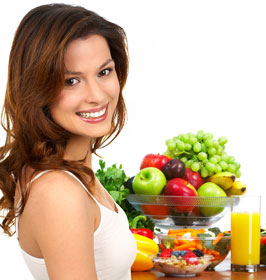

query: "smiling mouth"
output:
76 107 107 119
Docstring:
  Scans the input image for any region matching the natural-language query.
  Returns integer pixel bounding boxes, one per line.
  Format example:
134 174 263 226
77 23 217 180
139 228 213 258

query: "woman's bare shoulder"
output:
28 170 92 201
24 170 97 232
22 170 98 279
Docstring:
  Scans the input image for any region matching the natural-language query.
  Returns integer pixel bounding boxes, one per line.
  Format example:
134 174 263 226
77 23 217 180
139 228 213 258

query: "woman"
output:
0 3 137 280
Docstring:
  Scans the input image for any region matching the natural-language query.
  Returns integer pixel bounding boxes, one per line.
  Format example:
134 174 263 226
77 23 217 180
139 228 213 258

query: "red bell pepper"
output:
130 228 153 239
129 215 153 239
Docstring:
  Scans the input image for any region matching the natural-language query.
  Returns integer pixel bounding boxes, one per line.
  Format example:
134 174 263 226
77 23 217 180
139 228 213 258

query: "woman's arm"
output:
24 171 98 280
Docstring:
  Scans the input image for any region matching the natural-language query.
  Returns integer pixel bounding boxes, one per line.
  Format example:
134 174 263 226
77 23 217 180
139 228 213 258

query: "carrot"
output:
210 255 222 261
178 239 191 245
168 233 187 236
174 241 199 251
212 233 224 245
174 243 193 250
168 228 206 235
211 250 220 256
210 253 226 261
204 248 221 256
168 229 175 235
196 243 203 250
174 239 178 245
168 230 206 240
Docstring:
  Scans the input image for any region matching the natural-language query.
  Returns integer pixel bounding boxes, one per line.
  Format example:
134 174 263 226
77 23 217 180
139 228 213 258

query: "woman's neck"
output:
63 135 92 168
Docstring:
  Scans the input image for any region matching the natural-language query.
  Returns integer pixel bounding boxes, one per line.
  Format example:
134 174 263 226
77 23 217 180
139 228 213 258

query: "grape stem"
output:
176 151 198 161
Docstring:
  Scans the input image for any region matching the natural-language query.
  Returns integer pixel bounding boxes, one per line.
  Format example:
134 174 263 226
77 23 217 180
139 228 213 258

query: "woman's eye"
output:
64 78 79 86
98 68 113 77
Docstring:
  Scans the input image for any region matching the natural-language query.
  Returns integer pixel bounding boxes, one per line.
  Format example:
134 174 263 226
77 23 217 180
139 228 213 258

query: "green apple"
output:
197 182 227 216
132 167 167 195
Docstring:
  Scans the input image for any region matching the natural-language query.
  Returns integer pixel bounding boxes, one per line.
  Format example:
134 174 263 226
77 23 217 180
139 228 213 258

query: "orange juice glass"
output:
231 195 261 272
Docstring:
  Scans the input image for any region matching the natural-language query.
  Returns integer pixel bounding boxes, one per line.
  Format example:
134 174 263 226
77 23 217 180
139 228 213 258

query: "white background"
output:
1 0 266 278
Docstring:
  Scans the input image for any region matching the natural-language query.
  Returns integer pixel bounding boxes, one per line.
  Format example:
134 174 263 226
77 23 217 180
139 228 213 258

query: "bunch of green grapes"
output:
164 130 241 178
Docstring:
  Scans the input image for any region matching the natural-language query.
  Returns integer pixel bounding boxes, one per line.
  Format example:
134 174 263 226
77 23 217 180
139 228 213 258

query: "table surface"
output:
131 269 266 280
131 258 266 280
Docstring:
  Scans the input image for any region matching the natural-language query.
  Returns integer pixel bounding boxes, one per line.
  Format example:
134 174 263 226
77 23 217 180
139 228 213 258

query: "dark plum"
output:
162 159 186 180
124 176 135 193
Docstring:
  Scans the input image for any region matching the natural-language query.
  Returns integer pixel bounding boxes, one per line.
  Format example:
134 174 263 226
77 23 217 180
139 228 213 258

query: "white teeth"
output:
78 108 106 119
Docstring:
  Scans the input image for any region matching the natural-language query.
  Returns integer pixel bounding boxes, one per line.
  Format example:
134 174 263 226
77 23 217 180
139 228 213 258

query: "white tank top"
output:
16 170 137 280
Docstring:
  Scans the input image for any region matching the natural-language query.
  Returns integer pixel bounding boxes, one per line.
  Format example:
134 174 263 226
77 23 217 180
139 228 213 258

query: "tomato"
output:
141 205 170 220
261 236 266 246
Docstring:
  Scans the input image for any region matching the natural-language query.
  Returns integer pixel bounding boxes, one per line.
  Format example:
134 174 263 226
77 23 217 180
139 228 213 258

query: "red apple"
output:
164 178 197 213
140 153 171 170
183 168 205 190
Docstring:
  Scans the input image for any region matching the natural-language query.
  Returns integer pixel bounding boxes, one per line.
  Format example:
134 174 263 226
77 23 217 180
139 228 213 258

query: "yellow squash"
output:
131 233 159 272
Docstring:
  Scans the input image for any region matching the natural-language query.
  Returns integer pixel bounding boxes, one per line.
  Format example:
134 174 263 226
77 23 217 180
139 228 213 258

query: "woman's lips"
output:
76 104 108 123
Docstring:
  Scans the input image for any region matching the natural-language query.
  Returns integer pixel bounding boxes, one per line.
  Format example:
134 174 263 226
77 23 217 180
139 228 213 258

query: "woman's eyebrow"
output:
64 59 114 75
99 58 114 69
64 70 83 75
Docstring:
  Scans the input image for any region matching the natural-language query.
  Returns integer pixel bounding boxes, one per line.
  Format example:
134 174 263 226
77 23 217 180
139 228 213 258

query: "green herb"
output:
161 236 175 249
95 160 155 231
198 228 231 255
214 237 230 256
208 227 222 236
95 160 129 205
197 233 215 250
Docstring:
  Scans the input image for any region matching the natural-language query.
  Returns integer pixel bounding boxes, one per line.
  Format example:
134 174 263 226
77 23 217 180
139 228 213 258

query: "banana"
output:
207 172 236 190
226 181 247 196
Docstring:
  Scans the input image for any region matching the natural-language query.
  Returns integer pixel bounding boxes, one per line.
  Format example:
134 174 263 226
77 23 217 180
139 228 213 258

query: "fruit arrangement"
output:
157 227 231 271
164 130 241 178
128 131 247 222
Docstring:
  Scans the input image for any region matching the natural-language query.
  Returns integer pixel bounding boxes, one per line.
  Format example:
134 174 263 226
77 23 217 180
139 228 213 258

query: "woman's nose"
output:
83 79 105 103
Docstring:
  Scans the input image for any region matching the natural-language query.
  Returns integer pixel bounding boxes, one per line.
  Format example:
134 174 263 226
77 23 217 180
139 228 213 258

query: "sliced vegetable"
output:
208 227 222 236
168 228 205 236
160 227 230 268
212 233 224 245
174 242 197 251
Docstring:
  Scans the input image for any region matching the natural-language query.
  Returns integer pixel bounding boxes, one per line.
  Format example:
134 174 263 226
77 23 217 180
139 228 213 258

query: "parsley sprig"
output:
95 159 129 205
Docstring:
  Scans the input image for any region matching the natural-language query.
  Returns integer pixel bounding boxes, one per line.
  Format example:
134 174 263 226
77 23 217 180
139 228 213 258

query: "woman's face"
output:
50 34 120 140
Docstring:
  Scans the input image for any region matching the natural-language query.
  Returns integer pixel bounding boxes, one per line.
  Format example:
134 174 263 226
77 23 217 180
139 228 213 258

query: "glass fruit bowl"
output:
127 194 232 228
156 230 231 271
151 254 211 277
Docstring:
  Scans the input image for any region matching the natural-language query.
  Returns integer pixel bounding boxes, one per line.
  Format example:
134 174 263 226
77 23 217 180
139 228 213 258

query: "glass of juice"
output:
231 195 261 272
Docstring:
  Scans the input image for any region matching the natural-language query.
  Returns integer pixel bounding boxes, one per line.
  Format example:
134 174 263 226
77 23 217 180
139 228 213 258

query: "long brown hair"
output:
0 3 128 236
